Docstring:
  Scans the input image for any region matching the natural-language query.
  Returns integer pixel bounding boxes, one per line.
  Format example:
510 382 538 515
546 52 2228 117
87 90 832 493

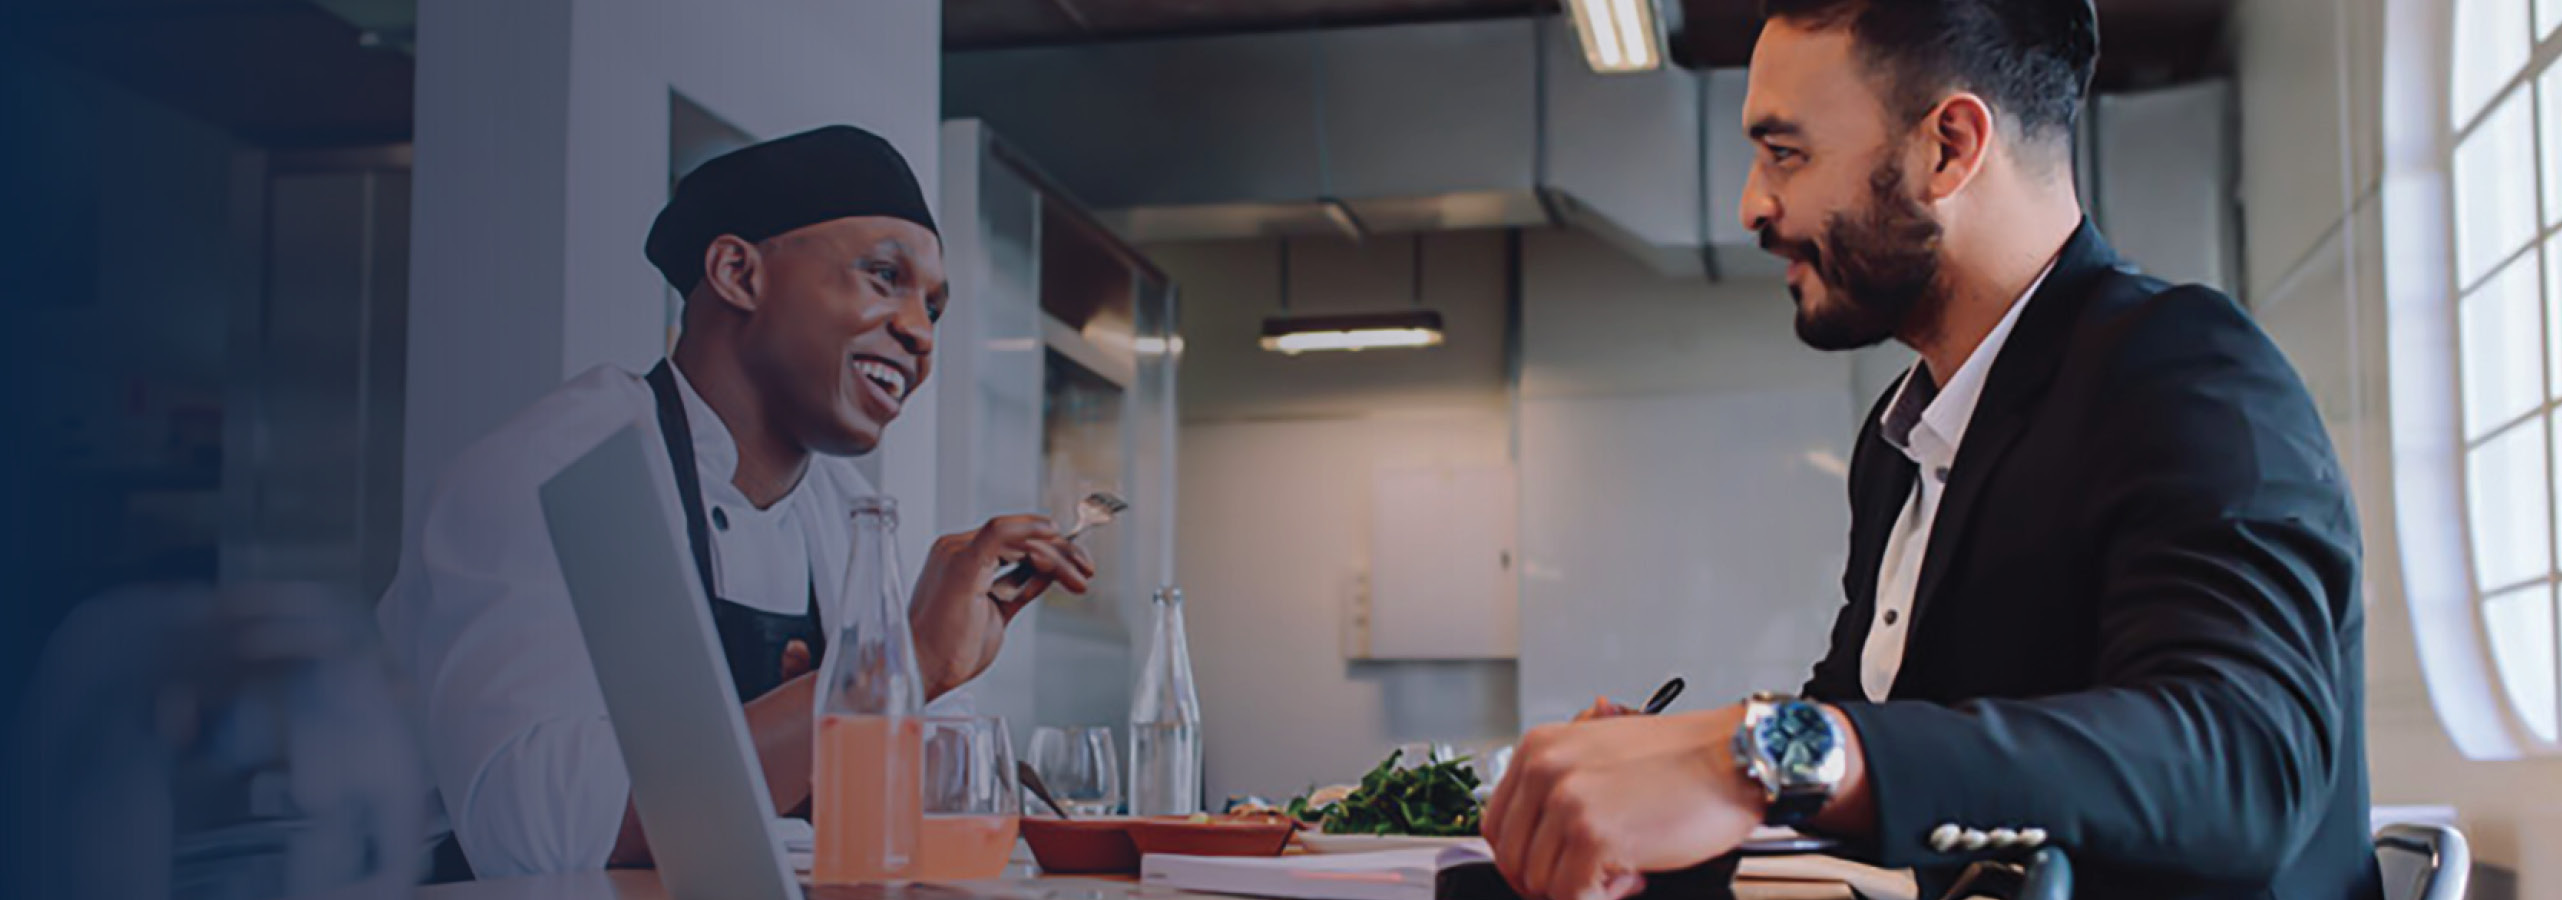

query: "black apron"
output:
642 361 830 703
428 362 827 883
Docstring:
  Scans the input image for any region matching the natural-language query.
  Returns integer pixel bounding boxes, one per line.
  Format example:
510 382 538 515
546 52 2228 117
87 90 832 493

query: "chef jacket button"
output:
1934 466 1952 483
1930 823 1963 853
2019 828 2048 847
1958 829 1990 851
712 507 730 531
1987 828 2019 847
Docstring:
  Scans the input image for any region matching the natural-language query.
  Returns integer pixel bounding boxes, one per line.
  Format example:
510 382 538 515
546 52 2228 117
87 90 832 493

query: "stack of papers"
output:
1141 838 1916 900
1735 855 1917 900
1143 842 1490 900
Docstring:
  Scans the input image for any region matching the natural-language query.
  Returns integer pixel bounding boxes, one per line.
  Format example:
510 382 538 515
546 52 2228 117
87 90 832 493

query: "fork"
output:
987 491 1127 604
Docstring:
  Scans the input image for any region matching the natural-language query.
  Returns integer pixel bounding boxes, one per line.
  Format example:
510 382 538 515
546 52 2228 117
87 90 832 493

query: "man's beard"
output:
1760 159 1947 351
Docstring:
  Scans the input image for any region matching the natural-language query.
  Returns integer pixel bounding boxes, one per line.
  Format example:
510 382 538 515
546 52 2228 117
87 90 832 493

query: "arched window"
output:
2401 0 2562 757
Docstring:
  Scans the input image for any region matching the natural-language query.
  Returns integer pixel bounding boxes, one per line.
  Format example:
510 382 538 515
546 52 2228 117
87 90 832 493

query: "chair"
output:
2376 823 2470 900
1933 823 2471 900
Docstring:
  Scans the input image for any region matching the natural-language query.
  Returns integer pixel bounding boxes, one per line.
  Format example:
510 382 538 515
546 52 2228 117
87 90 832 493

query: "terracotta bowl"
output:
1126 816 1299 858
1019 816 1143 875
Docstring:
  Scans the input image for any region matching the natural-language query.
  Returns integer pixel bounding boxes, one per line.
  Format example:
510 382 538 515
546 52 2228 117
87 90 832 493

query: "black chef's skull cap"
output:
646 124 937 294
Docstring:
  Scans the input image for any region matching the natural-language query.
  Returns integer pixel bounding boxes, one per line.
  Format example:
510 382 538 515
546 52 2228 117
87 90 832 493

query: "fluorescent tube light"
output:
1259 310 1447 355
1567 0 1662 74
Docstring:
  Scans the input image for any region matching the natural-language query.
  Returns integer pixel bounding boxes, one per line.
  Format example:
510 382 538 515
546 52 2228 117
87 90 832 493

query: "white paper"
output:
1736 855 1918 900
1140 842 1492 900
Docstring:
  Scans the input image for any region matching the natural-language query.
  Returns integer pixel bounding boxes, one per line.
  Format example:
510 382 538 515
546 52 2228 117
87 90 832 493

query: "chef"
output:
376 125 1096 881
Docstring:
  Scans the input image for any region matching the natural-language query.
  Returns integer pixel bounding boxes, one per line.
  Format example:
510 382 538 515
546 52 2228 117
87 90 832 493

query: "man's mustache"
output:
1758 227 1821 267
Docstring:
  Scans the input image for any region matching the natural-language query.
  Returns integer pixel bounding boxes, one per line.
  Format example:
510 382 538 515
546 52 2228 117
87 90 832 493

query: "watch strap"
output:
1765 787 1827 828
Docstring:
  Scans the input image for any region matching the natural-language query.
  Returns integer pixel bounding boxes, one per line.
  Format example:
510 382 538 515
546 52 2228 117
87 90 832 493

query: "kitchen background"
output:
1 0 2552 895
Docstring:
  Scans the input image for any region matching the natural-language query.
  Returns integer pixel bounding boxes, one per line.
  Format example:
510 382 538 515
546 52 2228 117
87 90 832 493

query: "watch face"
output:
1755 703 1837 781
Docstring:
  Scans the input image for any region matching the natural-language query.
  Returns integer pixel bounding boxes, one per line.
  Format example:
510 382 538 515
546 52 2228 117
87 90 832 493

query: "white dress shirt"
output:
377 362 959 878
1860 261 2057 702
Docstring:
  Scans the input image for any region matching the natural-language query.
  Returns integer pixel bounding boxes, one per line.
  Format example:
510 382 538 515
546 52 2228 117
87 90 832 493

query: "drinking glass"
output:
912 716 1020 882
1028 725 1122 817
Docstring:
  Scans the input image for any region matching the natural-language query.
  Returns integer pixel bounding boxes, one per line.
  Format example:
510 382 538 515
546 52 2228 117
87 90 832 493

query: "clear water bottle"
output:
1127 587 1203 816
810 496 926 885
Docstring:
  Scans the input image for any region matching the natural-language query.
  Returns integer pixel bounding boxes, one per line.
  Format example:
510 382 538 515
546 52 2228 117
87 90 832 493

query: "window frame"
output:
2427 0 2562 757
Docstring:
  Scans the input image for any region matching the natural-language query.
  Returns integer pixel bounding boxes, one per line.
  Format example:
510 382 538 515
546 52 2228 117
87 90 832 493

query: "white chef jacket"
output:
377 362 963 878
1861 260 2055 702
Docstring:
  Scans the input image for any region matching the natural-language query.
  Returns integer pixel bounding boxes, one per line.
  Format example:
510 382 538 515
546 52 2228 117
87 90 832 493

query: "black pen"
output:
1640 676 1686 715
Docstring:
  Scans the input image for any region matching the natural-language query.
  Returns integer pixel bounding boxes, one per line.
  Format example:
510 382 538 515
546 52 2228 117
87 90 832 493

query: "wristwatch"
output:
1732 692 1847 828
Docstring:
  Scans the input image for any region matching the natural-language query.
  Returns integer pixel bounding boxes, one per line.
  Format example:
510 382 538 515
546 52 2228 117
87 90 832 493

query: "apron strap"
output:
644 362 723 605
643 361 829 695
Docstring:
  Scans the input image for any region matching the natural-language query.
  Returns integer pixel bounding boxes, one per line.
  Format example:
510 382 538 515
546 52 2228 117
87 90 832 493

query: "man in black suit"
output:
1482 2 2378 898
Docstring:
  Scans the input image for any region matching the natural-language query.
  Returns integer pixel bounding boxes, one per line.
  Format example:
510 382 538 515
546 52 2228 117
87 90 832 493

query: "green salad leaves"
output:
1287 749 1484 837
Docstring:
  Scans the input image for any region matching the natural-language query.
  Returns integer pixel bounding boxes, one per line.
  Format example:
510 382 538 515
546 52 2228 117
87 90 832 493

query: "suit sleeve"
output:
1831 288 2361 884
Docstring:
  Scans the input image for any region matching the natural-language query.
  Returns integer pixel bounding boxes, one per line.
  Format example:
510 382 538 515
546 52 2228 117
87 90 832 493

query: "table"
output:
413 867 1876 900
416 870 1219 900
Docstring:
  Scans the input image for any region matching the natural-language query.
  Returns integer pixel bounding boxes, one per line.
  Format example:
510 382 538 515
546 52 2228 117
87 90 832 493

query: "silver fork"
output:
987 491 1127 603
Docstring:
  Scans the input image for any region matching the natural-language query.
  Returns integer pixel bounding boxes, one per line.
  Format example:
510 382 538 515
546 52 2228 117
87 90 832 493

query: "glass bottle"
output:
811 496 926 884
1127 587 1203 816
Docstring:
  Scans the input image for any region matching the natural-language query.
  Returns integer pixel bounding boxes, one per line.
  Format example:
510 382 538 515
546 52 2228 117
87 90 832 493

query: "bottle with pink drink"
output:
810 496 925 885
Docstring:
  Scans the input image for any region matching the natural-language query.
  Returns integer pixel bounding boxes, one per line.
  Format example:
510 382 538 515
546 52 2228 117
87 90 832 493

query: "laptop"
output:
540 422 802 900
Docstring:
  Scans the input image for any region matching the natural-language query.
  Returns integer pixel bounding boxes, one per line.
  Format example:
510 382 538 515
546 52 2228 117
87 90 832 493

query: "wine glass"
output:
912 716 1020 882
1028 725 1122 817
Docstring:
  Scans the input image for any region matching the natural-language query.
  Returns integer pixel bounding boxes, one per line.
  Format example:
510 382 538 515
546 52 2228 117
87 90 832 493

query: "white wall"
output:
1179 414 1520 802
1156 231 1521 803
1156 226 1877 801
2093 82 2237 292
405 0 945 565
1515 228 1866 726
2235 0 2562 887
1172 234 1513 420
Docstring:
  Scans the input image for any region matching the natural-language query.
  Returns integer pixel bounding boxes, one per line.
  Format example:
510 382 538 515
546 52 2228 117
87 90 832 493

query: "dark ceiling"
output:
948 0 1547 47
8 0 2233 149
7 0 414 148
951 0 2239 88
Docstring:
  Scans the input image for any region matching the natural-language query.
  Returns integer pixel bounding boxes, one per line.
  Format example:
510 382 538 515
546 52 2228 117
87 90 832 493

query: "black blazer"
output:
1801 222 2380 900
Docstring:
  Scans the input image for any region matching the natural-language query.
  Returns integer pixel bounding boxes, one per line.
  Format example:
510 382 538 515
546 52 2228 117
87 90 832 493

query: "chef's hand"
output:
781 640 815 683
1481 706 1765 900
908 515 1096 698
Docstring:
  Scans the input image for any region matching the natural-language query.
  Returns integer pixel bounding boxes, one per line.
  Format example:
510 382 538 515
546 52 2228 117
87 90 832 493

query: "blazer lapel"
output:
1905 220 2123 635
1847 383 1919 612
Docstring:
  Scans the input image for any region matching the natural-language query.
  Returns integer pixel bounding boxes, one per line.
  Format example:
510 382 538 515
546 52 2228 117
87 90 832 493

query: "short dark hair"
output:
1760 0 2098 148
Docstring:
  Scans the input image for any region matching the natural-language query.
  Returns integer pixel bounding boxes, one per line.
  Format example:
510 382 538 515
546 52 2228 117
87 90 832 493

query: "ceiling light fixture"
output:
1565 0 1663 74
1260 237 1448 355
1261 310 1448 354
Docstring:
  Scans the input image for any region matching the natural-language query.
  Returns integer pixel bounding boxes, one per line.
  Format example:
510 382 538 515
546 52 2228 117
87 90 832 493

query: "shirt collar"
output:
666 360 806 514
1879 256 2060 469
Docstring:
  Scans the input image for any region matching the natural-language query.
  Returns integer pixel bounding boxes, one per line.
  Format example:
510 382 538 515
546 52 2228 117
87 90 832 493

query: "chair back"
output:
2376 822 2470 900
